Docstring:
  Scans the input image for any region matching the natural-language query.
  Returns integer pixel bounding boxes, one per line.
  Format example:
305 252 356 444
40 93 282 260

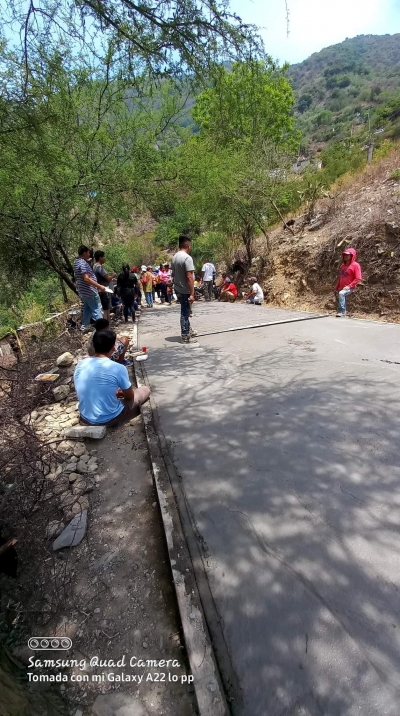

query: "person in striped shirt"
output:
73 245 107 332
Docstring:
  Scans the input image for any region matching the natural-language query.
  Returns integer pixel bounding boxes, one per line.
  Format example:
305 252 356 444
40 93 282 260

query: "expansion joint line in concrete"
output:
197 313 329 337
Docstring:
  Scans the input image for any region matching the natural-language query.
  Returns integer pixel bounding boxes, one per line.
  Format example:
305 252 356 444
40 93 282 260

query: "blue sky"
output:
230 0 400 64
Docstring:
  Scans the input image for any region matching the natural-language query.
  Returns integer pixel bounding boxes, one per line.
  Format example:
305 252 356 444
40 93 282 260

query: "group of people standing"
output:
73 245 175 331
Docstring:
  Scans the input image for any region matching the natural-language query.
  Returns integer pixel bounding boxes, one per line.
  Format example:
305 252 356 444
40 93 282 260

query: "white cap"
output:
141 265 147 271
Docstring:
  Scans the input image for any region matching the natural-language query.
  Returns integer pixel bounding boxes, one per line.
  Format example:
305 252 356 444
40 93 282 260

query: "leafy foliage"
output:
193 59 299 150
3 0 262 79
290 34 400 148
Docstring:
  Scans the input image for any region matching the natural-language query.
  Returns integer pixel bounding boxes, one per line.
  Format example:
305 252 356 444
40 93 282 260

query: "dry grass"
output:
256 146 400 320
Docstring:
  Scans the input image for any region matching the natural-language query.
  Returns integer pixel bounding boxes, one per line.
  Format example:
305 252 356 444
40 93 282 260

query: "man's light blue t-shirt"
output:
74 357 131 424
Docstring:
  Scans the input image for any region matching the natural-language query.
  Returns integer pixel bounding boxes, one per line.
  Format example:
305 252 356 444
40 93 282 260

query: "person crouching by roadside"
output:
245 277 264 305
86 318 131 365
214 272 228 299
334 248 362 317
74 328 150 427
220 278 238 302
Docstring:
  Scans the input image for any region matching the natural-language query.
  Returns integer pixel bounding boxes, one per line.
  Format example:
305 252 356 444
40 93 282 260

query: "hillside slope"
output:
288 34 400 149
256 149 400 321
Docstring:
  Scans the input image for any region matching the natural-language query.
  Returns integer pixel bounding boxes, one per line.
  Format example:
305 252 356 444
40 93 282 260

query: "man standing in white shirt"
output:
201 258 216 301
245 276 264 305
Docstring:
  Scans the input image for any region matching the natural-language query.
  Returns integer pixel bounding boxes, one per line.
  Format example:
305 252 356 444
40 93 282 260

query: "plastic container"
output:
136 354 148 362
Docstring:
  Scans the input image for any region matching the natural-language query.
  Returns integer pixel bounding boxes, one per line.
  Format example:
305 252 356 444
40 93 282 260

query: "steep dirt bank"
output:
255 149 400 322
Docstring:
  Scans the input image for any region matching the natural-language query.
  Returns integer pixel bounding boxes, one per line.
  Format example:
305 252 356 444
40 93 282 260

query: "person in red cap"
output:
334 248 362 317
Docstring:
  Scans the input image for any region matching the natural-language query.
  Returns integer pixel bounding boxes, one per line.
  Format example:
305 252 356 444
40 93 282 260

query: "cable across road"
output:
196 313 330 337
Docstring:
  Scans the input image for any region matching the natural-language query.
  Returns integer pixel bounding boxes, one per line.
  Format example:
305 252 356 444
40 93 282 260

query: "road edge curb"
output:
132 324 230 716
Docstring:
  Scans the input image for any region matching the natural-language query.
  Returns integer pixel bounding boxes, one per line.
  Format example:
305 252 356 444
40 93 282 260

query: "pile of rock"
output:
39 438 100 549
23 350 104 549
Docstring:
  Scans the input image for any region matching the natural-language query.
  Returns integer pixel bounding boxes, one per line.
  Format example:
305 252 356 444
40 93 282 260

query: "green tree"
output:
167 136 297 263
192 59 299 150
298 93 312 113
2 0 261 79
0 49 184 300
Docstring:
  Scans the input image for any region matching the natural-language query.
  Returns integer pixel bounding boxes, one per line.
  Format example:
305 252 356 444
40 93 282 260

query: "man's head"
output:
164 263 169 269
122 263 130 273
343 251 352 265
147 265 153 271
249 276 257 283
78 245 91 260
225 278 231 284
94 250 105 264
141 265 147 272
92 329 116 356
178 235 191 253
94 318 109 331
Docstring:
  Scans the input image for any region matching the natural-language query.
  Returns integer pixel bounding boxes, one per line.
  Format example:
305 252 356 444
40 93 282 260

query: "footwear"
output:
189 329 198 337
336 312 344 317
81 325 94 334
181 335 198 344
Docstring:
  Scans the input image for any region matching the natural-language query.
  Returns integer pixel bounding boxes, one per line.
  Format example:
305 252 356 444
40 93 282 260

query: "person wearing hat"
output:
245 277 264 305
220 278 238 302
334 248 362 317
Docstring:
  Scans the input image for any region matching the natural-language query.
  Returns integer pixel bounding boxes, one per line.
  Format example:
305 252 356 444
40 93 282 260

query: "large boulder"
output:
52 510 87 550
52 385 70 402
56 352 74 367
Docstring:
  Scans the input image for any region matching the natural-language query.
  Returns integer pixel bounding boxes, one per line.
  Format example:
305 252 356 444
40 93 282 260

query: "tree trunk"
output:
59 277 68 303
43 257 77 294
0 643 65 716
242 221 254 265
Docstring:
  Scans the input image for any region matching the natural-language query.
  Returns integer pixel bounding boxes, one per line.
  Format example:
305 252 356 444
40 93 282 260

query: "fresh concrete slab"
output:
138 302 400 716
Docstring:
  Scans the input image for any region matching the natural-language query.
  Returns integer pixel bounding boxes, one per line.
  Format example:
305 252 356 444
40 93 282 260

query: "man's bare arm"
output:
186 270 195 301
83 272 106 291
116 386 135 400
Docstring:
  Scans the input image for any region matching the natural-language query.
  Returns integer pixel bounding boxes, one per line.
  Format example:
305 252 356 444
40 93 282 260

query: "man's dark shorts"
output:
100 291 112 310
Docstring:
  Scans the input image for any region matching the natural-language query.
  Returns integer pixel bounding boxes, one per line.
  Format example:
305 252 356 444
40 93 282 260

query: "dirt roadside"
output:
6 318 197 716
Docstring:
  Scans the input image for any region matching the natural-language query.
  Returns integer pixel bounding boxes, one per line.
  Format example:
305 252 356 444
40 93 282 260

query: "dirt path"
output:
12 317 197 716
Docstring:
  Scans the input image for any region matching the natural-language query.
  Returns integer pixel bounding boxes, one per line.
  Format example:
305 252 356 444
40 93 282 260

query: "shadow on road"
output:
143 328 400 716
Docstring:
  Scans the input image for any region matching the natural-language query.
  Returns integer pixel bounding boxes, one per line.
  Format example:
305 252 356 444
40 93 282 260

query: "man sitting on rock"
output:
74 328 150 427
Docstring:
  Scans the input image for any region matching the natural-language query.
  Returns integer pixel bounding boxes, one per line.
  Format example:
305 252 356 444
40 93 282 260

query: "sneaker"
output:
336 312 344 317
81 324 94 333
189 329 198 337
181 335 198 344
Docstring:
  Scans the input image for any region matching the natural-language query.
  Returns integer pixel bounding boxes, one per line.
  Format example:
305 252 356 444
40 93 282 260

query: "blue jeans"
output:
82 293 103 327
145 291 153 307
338 288 354 315
246 297 262 305
176 292 191 336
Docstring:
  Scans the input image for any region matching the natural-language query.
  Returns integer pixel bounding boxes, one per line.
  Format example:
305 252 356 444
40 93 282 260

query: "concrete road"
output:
138 302 400 716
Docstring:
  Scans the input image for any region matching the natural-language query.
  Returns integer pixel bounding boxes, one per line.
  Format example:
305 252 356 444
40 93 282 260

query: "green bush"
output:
390 169 400 180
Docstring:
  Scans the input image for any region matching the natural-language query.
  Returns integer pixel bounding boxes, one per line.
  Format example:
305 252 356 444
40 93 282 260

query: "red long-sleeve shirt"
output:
335 248 362 291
